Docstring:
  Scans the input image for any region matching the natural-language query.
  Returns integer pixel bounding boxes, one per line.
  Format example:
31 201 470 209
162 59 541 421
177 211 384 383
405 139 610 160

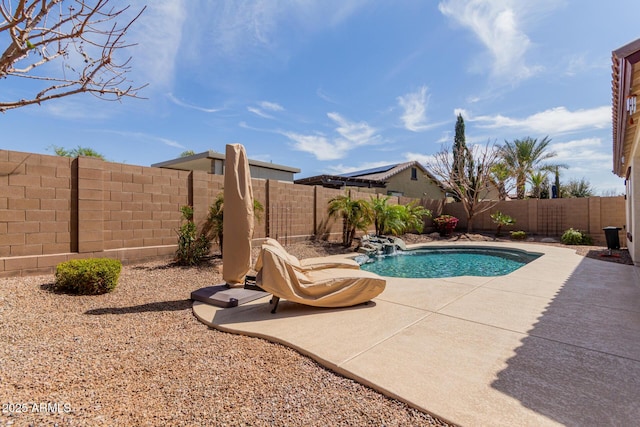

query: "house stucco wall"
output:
378 167 445 199
626 127 640 265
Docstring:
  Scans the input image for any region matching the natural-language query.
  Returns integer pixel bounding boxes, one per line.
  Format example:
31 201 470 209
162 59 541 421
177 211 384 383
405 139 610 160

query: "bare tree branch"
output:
0 0 147 112
426 141 513 232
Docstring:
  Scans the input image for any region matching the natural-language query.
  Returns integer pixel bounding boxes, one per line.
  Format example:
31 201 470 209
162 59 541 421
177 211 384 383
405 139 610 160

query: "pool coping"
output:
192 241 640 426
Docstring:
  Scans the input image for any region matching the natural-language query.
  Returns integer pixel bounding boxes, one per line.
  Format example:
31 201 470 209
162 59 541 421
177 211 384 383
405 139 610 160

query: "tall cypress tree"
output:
451 113 469 200
453 113 466 181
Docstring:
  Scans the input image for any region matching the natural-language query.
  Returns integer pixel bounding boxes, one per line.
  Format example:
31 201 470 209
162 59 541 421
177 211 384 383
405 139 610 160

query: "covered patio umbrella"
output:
222 143 254 287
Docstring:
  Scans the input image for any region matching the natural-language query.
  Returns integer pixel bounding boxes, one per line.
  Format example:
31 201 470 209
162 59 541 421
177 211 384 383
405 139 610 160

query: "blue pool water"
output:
358 246 542 278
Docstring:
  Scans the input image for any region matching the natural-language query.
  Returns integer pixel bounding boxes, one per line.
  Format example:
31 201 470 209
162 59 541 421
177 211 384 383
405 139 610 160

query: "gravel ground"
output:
0 251 449 426
1 234 631 426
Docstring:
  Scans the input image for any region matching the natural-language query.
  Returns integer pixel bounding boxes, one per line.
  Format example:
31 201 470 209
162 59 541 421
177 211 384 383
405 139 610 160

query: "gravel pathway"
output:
1 254 450 426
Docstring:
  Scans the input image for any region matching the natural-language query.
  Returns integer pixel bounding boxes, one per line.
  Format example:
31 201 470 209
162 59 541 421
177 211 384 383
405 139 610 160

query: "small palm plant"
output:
401 201 432 234
368 196 400 235
327 194 371 247
205 192 264 256
365 197 431 236
490 211 515 237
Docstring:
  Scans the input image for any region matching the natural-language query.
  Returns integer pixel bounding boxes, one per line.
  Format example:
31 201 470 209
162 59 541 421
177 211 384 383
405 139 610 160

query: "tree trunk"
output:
466 216 474 233
342 215 349 246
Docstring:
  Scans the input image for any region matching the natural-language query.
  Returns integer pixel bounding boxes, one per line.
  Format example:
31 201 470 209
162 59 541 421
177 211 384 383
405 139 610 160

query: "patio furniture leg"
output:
270 296 280 314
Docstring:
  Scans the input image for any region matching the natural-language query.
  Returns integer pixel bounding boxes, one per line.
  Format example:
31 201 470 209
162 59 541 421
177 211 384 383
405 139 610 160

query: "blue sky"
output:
3 0 639 194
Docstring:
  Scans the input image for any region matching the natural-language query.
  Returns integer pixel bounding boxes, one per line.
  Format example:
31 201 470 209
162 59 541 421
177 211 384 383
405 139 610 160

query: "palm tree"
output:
499 136 564 199
205 192 264 255
528 171 548 199
490 162 511 201
366 196 400 235
364 197 431 236
399 201 431 234
327 194 371 247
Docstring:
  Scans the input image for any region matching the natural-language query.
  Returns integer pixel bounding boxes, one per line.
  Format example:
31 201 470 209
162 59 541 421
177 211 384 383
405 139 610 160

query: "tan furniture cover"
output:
261 238 361 271
255 245 386 309
222 144 254 286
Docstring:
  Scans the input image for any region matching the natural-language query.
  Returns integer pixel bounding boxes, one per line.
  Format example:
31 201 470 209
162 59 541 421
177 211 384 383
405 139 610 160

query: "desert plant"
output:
54 258 122 295
204 193 264 256
401 201 432 234
175 205 211 266
490 211 515 237
328 194 371 246
510 231 527 240
561 228 593 245
433 215 459 236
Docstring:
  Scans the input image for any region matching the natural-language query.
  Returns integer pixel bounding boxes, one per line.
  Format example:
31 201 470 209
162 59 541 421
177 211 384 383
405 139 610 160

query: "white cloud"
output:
470 106 611 134
248 101 285 119
284 112 380 160
282 132 342 161
550 138 610 164
564 54 608 77
167 93 223 113
397 86 431 132
99 129 185 149
317 88 338 104
403 152 437 165
159 138 186 149
184 0 367 62
128 1 187 91
259 101 284 111
328 112 377 144
438 0 542 82
248 106 274 119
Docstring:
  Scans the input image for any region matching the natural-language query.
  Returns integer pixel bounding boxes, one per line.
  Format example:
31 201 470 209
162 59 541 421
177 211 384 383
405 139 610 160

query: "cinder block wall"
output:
0 149 627 276
442 197 626 245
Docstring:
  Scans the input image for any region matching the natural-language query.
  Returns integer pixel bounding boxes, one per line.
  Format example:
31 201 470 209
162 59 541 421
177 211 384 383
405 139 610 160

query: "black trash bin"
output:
603 226 622 250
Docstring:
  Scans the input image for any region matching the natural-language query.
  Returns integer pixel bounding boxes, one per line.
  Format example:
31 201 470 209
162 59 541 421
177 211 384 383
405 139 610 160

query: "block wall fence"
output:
0 150 626 277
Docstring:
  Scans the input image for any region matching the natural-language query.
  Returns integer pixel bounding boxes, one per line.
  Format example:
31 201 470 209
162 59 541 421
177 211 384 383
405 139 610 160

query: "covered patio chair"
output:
261 238 361 272
255 245 386 313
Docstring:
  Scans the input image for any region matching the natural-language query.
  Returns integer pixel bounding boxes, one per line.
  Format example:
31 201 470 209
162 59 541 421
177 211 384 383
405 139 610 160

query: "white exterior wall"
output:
628 132 640 265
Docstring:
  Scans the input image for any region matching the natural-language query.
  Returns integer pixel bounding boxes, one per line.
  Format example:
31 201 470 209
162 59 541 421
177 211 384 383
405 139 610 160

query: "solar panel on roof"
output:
339 164 397 177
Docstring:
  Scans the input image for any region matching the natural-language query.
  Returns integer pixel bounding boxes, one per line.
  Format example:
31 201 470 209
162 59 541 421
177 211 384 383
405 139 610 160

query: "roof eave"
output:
612 38 640 177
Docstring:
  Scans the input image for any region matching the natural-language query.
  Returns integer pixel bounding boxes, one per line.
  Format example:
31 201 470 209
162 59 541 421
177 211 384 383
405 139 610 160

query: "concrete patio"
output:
193 242 640 426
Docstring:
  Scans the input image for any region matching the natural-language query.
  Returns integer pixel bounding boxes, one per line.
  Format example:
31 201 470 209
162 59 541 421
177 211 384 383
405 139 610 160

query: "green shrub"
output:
490 211 515 237
510 230 527 240
175 205 211 266
561 228 593 245
54 258 122 295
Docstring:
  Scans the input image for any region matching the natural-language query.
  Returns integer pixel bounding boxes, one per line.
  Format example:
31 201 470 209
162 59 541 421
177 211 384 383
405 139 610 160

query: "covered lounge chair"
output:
255 245 386 313
261 238 361 272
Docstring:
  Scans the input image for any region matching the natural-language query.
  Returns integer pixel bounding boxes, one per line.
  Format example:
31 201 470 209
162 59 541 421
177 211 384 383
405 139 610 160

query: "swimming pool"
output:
358 246 542 278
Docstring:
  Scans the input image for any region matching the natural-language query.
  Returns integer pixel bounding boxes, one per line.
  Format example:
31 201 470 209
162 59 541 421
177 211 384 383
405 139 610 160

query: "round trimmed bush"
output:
510 230 527 240
561 228 592 246
54 258 122 295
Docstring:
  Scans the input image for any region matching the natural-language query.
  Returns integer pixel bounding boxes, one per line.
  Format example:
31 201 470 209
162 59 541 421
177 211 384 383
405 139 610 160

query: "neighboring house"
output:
295 161 446 199
612 38 640 266
151 150 300 181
